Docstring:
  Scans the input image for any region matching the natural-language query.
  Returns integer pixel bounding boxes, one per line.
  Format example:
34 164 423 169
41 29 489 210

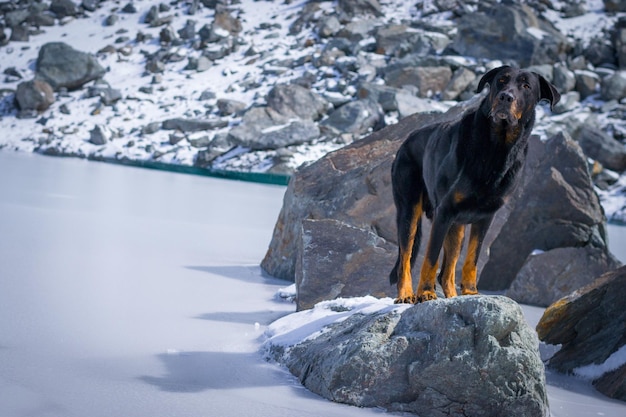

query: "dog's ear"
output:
534 73 561 111
476 66 511 93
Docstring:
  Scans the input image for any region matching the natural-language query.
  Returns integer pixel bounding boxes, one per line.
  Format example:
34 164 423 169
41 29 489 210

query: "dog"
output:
389 66 560 303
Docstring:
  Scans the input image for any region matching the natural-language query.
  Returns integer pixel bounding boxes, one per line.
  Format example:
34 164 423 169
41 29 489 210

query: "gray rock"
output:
384 66 452 98
573 125 626 172
269 295 548 417
296 219 396 310
600 71 626 101
162 117 228 132
81 0 99 12
574 70 600 99
537 265 626 403
479 133 610 291
89 124 111 145
226 106 291 146
266 83 328 121
35 42 106 91
450 4 568 67
178 19 196 40
320 99 384 136
217 98 246 116
15 79 55 112
442 67 476 101
317 15 341 38
552 91 580 114
605 0 626 12
49 0 79 19
505 246 620 307
243 119 320 150
553 62 576 94
337 0 383 18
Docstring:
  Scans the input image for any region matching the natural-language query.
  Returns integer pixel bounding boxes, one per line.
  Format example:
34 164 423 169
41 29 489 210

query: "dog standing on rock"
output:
389 65 560 304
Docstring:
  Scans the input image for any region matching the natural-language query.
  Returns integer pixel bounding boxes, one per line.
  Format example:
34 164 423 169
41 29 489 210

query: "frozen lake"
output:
1 151 625 417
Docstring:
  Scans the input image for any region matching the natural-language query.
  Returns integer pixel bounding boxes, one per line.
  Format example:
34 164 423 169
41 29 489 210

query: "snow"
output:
1 150 626 417
575 345 626 380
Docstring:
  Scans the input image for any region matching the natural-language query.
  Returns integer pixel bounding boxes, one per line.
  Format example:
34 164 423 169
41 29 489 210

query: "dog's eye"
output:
522 83 531 90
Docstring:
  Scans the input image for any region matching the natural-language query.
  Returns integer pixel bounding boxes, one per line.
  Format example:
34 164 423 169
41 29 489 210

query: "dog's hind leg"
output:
437 224 465 298
391 195 423 304
417 212 453 302
461 216 492 295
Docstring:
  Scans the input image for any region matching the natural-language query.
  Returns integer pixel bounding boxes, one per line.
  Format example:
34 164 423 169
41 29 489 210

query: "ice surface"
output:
1 151 625 416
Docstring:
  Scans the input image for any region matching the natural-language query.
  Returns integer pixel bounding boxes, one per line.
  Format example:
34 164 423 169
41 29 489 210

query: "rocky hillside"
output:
1 0 626 216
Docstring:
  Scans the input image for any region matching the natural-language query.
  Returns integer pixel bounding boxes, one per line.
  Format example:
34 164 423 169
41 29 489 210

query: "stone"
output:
573 125 626 172
15 79 55 112
537 266 626 402
49 0 79 19
216 98 246 116
266 83 328 121
442 67 476 101
240 119 320 150
35 42 106 91
296 219 396 310
268 295 548 417
178 19 196 40
337 0 383 18
89 124 111 145
600 71 626 101
479 133 610 291
505 246 620 307
450 4 568 67
574 70 600 99
384 66 453 98
226 106 291 146
161 117 228 132
320 99 384 136
604 0 626 12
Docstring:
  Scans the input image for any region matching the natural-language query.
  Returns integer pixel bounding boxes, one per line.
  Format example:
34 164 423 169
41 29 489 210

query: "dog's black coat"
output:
389 66 560 303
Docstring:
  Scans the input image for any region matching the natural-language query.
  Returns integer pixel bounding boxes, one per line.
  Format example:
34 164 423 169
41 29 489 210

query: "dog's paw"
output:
460 285 479 296
394 295 416 304
416 290 437 303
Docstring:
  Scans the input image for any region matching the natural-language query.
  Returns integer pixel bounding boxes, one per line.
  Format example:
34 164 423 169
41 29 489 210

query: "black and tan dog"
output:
389 66 560 303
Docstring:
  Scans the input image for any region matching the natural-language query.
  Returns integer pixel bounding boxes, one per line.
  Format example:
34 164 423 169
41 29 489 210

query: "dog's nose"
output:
499 91 514 103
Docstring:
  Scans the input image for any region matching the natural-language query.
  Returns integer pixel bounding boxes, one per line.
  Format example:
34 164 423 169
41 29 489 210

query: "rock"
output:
605 0 626 12
584 37 617 67
161 117 228 132
537 266 626 402
573 125 626 172
450 4 568 67
594 364 626 402
296 219 396 309
49 0 79 19
442 67 476 100
226 106 291 146
216 98 246 116
320 99 384 136
122 2 137 13
89 124 111 145
600 71 626 101
205 7 241 43
553 62 577 94
337 0 383 18
268 295 548 417
574 70 600 99
317 15 341 38
375 25 449 57
35 42 106 91
178 19 196 40
384 66 453 98
505 246 620 307
15 79 55 112
240 119 320 150
261 98 484 285
104 14 118 26
87 83 122 106
266 83 328 121
479 133 610 291
81 0 99 12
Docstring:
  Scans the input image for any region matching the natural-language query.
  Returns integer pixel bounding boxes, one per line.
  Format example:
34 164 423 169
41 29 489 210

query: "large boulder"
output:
505 246 620 307
266 83 328 121
15 79 55 112
320 99 384 136
266 295 549 417
450 4 569 67
537 266 626 402
35 42 106 91
478 132 611 292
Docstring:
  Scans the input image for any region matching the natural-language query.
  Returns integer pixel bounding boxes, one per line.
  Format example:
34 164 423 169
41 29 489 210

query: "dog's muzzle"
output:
490 91 520 127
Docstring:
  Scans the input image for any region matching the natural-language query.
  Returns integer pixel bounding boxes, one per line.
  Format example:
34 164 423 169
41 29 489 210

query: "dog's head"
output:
476 66 560 127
